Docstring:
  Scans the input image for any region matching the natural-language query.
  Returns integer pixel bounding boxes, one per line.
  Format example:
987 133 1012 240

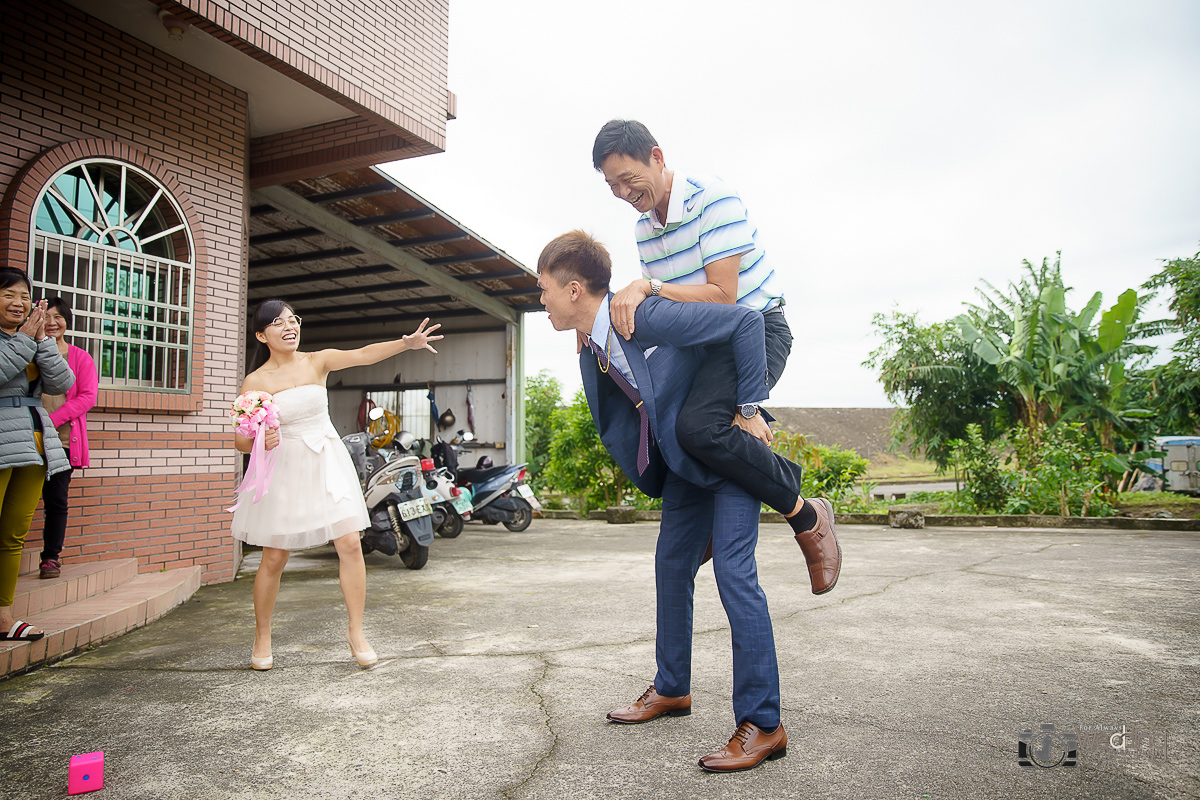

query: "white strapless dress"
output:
230 384 369 550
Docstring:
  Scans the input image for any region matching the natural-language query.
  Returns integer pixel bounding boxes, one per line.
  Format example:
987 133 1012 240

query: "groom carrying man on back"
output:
538 230 819 772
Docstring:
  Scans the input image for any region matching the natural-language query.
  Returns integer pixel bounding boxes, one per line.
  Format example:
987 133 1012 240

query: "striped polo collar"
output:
649 171 699 230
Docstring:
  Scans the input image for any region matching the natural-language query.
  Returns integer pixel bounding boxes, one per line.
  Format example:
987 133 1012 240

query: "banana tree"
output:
954 255 1155 447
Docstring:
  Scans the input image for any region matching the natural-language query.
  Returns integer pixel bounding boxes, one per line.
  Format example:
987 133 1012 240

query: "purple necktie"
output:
589 335 654 475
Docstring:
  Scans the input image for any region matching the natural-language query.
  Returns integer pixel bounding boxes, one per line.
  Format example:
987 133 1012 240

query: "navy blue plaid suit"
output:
580 295 781 729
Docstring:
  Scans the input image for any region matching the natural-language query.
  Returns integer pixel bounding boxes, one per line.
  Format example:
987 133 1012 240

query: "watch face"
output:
741 405 756 418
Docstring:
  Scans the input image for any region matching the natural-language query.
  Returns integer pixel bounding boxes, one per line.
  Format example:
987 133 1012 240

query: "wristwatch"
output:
739 403 760 419
649 278 662 297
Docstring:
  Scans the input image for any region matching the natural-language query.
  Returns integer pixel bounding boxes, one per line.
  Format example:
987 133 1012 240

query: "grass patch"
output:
863 452 946 481
867 489 1200 519
1114 491 1200 518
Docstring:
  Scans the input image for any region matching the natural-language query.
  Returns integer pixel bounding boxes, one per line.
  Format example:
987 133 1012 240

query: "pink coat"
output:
47 344 97 468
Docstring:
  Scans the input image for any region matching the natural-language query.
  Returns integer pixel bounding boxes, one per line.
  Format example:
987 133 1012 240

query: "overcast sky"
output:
384 0 1200 408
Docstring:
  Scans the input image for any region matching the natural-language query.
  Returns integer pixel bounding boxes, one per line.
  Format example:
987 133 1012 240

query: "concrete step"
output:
18 546 41 576
12 556 140 619
1 566 203 679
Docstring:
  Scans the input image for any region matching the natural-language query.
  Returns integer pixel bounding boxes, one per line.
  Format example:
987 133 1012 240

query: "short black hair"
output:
0 267 32 295
46 297 73 329
592 119 658 171
537 231 612 295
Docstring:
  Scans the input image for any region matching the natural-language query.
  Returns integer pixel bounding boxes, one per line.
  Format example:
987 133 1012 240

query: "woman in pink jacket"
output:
37 298 97 579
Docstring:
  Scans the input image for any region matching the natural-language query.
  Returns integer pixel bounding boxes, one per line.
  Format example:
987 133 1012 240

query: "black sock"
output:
786 500 818 533
759 725 778 734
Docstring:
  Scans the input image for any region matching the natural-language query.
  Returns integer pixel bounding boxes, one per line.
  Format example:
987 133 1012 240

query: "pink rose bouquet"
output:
226 390 281 512
228 390 280 436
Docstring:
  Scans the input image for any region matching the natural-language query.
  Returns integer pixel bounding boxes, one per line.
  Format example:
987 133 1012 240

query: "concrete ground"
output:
1 519 1197 800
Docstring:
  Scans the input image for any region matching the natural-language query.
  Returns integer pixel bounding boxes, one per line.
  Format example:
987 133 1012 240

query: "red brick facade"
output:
0 0 452 585
1 1 248 583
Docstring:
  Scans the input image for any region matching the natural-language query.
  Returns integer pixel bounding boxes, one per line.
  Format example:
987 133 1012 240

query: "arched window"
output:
29 159 195 392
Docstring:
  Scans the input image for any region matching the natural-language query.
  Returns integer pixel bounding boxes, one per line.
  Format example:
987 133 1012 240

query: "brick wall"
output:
160 0 450 150
249 116 439 189
0 1 249 583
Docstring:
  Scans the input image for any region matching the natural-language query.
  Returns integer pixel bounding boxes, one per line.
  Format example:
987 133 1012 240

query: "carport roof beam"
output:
247 211 443 247
252 185 518 325
302 307 489 329
250 182 397 216
272 278 426 303
249 263 397 290
296 294 457 315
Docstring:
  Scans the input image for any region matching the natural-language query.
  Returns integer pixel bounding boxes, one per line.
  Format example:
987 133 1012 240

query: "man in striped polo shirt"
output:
592 119 840 595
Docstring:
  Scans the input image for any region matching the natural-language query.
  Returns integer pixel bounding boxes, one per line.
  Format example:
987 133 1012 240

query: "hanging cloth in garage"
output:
466 379 476 434
427 383 438 441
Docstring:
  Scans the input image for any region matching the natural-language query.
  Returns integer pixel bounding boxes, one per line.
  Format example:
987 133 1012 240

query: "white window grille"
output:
365 389 433 441
28 159 195 392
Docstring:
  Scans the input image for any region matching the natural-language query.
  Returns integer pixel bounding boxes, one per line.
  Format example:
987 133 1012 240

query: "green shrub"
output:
807 445 870 497
1004 423 1119 517
948 423 1011 513
770 430 870 506
524 371 563 493
544 388 656 513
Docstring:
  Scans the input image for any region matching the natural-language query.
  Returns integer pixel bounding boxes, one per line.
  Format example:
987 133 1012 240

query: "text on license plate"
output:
397 497 432 521
451 495 473 515
516 484 542 509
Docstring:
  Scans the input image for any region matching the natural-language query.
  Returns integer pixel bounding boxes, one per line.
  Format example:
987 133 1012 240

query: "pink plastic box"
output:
68 751 104 795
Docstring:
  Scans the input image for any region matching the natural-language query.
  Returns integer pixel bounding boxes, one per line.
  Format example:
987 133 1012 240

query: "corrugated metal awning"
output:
247 166 540 343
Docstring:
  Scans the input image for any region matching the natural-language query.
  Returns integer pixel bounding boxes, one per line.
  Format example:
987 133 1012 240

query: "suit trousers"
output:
653 471 781 729
676 310 802 514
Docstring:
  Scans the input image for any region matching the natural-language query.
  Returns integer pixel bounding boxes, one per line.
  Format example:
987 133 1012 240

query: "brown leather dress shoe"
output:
793 497 841 594
607 685 692 724
698 721 787 772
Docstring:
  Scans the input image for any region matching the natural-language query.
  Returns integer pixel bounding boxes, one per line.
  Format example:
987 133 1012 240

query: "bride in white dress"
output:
232 299 441 671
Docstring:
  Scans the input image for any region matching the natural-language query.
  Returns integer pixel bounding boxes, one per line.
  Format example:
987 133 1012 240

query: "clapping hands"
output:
19 300 47 342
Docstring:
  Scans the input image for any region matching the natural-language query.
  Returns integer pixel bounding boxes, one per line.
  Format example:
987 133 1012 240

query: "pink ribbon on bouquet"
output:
225 390 281 513
226 426 278 512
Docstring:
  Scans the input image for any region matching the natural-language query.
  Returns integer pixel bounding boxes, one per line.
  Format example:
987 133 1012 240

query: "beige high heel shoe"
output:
250 653 273 671
346 633 377 667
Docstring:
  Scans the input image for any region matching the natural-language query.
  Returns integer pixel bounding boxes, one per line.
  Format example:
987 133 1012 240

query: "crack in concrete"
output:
500 657 557 800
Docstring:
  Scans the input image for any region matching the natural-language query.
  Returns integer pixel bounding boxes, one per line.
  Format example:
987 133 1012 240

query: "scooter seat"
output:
457 464 513 485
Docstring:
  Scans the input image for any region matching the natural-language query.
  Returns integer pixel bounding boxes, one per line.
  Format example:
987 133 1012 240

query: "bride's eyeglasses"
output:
269 315 302 329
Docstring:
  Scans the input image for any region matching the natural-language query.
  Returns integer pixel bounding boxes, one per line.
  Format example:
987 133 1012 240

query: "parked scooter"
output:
420 455 472 538
433 432 541 532
341 408 434 568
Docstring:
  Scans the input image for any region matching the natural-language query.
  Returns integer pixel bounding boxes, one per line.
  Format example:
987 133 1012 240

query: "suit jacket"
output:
580 295 768 497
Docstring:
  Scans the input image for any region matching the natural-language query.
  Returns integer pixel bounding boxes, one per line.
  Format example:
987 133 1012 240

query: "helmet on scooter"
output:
476 456 493 469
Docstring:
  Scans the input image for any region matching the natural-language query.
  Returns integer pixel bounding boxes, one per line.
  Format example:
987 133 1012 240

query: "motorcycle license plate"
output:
451 495 473 515
516 484 542 510
397 497 432 521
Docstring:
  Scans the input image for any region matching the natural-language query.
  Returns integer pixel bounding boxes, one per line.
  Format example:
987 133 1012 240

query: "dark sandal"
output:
1 621 46 641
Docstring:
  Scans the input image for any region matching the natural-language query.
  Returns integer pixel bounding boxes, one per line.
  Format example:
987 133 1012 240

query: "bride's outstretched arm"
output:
313 318 443 374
